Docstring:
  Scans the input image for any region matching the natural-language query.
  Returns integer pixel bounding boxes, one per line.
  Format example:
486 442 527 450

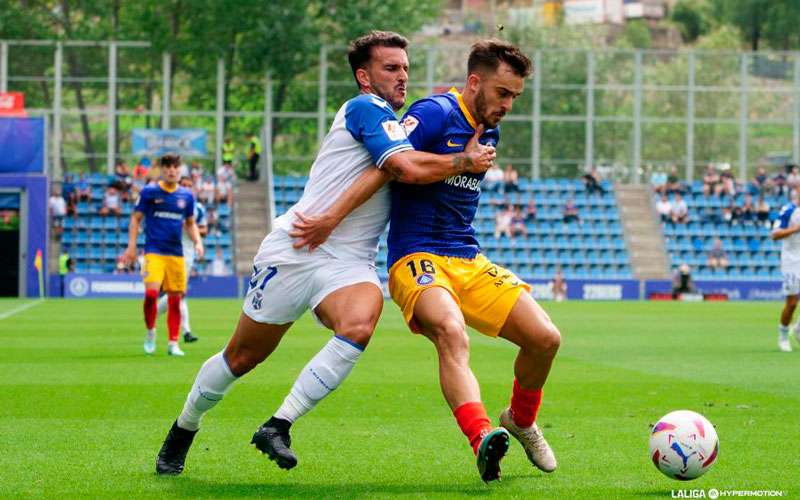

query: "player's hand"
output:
289 211 336 251
464 124 496 174
195 242 205 260
121 246 137 266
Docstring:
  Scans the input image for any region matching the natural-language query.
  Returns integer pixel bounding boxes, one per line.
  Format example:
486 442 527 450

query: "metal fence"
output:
2 39 799 182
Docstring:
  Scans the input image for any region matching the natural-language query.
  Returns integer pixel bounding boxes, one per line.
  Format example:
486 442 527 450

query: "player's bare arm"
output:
185 216 204 259
291 166 392 250
382 124 495 184
772 224 800 241
122 211 144 265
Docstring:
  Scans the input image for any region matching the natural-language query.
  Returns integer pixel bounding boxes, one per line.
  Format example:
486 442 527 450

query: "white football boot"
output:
143 333 156 355
779 337 792 352
499 408 557 473
167 343 185 357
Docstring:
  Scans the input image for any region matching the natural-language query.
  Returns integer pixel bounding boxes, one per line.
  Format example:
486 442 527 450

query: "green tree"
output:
671 0 710 43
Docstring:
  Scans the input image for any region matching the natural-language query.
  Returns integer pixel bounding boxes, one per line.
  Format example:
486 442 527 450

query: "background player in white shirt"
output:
154 31 496 476
156 176 207 343
772 188 800 351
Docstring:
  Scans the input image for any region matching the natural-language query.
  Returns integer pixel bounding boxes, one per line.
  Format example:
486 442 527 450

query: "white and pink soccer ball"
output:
649 410 719 480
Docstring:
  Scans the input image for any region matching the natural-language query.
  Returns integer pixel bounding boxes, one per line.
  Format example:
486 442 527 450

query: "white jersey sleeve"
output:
273 93 413 263
182 202 206 257
774 203 800 271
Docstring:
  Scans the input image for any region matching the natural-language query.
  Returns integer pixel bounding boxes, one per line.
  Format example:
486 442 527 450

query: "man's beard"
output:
474 89 495 128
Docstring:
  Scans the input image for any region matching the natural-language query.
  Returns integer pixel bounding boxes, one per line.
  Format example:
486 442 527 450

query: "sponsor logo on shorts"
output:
251 290 263 310
416 273 434 286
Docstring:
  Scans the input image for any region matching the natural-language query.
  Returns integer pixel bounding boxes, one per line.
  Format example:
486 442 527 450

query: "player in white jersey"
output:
772 188 800 352
156 176 207 344
154 31 496 476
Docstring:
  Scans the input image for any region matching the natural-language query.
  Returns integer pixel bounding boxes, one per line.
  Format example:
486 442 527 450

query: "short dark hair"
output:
179 175 192 184
467 39 532 78
160 154 180 167
347 31 408 86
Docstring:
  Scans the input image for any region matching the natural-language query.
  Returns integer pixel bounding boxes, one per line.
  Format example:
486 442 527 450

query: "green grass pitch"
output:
0 298 797 498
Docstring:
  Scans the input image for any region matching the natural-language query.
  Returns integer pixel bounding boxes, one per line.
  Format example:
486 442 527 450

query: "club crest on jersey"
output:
416 273 434 286
382 120 407 141
177 198 186 209
402 116 419 134
251 290 263 310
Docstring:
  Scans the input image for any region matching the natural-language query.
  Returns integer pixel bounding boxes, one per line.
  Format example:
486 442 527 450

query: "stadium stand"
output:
273 176 633 282
657 180 784 280
56 172 235 275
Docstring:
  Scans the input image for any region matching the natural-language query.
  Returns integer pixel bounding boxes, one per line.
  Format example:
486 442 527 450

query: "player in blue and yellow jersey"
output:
383 40 561 481
123 154 204 357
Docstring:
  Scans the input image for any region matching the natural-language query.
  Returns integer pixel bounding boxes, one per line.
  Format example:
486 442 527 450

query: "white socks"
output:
177 352 237 431
779 324 790 341
157 295 192 333
274 335 364 423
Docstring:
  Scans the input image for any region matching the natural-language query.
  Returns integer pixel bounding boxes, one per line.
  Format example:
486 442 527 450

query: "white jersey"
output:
181 201 206 259
273 93 413 263
774 202 800 271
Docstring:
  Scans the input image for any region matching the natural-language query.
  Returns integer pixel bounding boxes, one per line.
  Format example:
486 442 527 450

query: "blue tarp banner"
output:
0 117 45 173
132 129 207 157
644 279 782 300
64 273 239 298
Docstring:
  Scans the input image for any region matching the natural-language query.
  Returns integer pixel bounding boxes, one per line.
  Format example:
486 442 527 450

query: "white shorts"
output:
242 230 381 324
782 270 800 296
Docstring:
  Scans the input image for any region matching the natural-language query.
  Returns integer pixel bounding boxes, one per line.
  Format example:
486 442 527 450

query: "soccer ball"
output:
649 410 719 480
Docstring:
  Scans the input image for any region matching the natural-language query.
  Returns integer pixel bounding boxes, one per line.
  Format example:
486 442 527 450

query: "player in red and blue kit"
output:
386 40 561 482
123 154 204 357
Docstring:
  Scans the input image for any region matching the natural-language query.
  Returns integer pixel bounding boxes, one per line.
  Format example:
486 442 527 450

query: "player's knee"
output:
336 320 376 348
222 347 259 377
534 323 561 356
432 319 470 359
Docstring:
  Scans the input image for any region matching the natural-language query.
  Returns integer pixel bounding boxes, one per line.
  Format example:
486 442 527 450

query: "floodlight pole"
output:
738 53 749 181
53 42 63 180
215 57 225 170
531 50 541 180
633 50 643 185
686 51 695 181
162 52 171 130
0 42 8 93
107 41 117 174
793 53 800 165
585 50 595 173
317 46 327 148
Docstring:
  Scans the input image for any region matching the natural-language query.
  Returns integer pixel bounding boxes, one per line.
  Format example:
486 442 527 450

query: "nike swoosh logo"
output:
447 139 462 147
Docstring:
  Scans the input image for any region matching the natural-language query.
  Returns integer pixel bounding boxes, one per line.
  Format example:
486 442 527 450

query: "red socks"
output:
510 378 542 428
453 402 491 455
144 289 158 329
167 294 181 342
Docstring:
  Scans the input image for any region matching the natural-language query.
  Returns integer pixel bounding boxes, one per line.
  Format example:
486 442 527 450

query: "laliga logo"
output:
69 277 89 297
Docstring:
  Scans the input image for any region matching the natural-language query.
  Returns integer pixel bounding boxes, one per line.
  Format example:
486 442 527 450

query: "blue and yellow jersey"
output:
387 89 500 267
135 181 195 257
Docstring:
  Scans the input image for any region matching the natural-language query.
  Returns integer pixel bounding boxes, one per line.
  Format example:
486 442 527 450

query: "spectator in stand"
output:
99 186 122 217
740 194 756 225
482 163 503 192
750 166 770 195
582 167 605 196
672 262 695 299
494 205 513 240
773 167 788 197
650 168 667 195
190 160 203 179
722 205 733 225
719 168 737 197
656 194 672 223
112 161 133 202
216 161 236 205
756 195 771 227
61 174 77 216
133 157 151 180
562 197 580 224
49 185 67 235
729 201 743 225
510 206 527 238
200 176 216 206
75 172 91 202
787 165 800 191
707 238 728 270
524 198 537 223
205 206 219 235
210 247 230 276
670 193 689 225
246 133 262 181
550 268 566 302
503 163 519 195
665 166 684 195
702 165 720 197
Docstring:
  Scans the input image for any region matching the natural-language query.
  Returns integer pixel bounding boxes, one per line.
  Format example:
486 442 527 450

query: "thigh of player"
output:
459 254 532 338
161 255 187 294
388 252 463 334
310 261 384 346
142 253 176 290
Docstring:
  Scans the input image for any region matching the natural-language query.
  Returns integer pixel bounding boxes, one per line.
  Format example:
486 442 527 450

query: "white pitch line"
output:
0 300 43 320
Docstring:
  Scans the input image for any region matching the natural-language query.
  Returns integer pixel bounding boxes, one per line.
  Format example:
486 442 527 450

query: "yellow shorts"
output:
388 252 531 337
142 253 186 293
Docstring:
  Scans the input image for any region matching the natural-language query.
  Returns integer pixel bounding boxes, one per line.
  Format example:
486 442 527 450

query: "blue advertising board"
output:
527 279 641 300
132 129 207 157
644 279 782 301
64 273 239 298
0 117 45 173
